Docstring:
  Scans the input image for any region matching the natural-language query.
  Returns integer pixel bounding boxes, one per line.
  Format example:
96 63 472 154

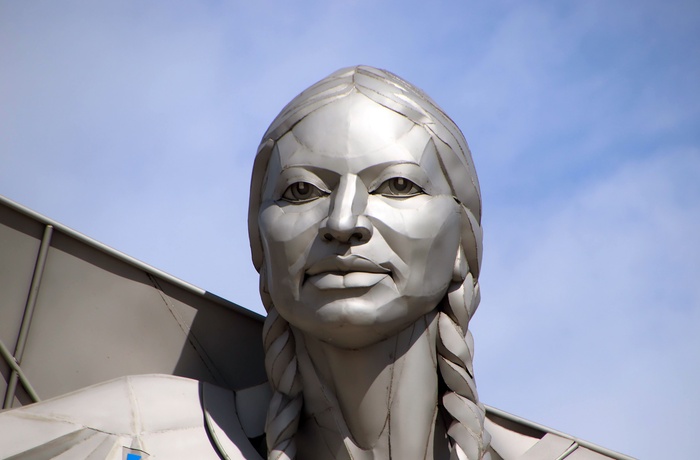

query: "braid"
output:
261 264 303 460
437 248 491 460
259 254 489 460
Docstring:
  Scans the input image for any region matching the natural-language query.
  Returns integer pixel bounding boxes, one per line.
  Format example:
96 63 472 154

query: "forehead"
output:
275 93 433 172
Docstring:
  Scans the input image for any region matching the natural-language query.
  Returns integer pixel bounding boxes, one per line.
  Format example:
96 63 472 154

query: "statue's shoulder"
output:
0 374 267 459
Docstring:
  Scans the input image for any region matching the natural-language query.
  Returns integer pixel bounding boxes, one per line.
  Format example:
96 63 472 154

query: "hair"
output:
249 66 490 459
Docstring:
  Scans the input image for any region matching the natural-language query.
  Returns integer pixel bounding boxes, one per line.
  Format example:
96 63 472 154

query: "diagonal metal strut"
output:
2 224 53 408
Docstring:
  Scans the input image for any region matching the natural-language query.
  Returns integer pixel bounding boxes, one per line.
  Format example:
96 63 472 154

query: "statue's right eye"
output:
282 182 325 203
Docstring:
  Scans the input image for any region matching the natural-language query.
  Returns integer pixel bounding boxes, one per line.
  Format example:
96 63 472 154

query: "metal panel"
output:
158 281 266 390
0 194 265 408
519 432 575 459
484 412 541 459
19 232 201 399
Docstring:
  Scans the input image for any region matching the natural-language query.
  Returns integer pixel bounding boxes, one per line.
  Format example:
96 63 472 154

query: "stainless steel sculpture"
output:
0 66 635 460
248 65 487 460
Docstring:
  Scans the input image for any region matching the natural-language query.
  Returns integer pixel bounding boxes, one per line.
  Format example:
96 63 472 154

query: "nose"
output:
320 174 373 243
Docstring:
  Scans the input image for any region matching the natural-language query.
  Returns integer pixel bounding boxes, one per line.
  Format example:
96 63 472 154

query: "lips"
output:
306 255 390 276
305 255 390 290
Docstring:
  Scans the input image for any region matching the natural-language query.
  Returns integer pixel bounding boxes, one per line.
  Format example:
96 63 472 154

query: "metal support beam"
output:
2 224 52 408
0 338 40 404
557 442 580 460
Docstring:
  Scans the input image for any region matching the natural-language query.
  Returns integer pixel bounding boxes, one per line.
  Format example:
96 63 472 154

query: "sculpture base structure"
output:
0 374 269 459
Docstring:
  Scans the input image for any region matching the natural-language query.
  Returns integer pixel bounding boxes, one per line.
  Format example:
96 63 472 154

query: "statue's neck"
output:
294 311 447 460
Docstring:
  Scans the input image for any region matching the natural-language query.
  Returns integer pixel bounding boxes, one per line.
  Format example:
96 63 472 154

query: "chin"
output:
290 297 421 350
314 324 402 350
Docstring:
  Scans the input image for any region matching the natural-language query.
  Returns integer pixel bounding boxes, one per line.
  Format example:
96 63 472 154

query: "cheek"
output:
258 201 327 276
423 213 461 283
369 196 460 292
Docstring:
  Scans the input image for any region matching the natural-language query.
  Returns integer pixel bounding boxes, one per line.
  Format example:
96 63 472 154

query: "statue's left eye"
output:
282 182 325 203
375 177 424 197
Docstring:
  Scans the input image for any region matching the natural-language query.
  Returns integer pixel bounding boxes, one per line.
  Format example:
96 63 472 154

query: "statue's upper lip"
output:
306 255 390 276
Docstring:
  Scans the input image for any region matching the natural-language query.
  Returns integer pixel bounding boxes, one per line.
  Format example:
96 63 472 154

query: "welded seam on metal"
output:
2 224 53 409
0 338 40 404
147 274 229 388
484 405 636 460
0 194 264 322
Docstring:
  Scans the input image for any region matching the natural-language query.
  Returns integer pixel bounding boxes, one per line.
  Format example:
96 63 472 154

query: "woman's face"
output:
257 94 462 349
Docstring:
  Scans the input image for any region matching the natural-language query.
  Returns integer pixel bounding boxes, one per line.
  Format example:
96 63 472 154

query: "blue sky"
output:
1 1 699 457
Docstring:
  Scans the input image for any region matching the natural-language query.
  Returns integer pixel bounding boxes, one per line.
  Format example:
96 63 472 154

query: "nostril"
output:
321 231 366 243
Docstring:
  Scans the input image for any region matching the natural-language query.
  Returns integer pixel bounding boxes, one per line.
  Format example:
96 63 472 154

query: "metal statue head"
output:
248 65 482 348
248 65 489 460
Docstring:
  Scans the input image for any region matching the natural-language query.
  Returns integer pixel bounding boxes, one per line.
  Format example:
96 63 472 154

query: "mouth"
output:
305 255 391 290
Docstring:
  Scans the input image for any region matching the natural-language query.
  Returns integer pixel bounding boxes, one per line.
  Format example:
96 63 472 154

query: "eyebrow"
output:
280 160 422 177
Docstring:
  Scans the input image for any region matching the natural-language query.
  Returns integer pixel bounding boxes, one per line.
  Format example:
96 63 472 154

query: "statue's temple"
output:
0 194 634 459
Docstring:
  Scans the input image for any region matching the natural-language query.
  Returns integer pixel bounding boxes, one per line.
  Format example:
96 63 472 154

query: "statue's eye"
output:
282 182 325 203
375 177 424 197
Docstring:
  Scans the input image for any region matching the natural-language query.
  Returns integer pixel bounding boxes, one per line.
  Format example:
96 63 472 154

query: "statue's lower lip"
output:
305 272 389 290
